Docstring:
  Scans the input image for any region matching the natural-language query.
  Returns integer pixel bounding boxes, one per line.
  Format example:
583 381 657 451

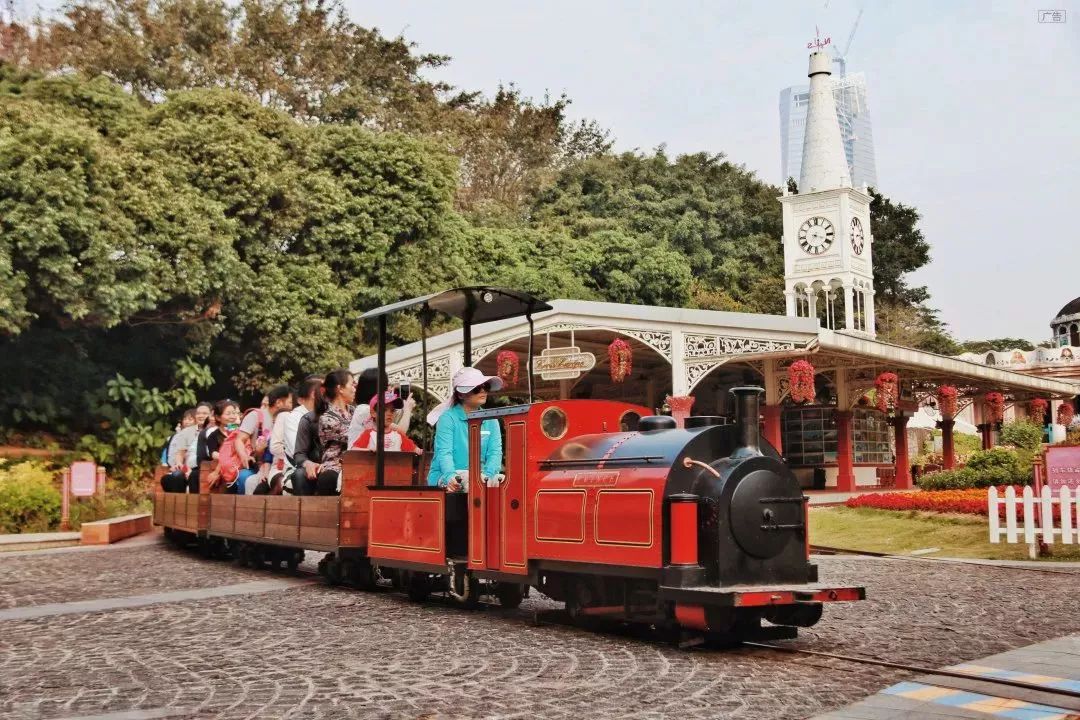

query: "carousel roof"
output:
1053 296 1080 322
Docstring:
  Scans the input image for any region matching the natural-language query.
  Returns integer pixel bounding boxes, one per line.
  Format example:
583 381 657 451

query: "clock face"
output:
798 217 834 255
850 217 865 255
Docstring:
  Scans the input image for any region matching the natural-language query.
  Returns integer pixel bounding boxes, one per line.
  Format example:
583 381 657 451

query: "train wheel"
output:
564 580 595 626
347 560 376 590
494 583 525 609
406 572 431 602
325 555 344 585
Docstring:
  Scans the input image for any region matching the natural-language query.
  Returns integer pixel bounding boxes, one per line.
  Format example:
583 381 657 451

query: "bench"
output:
80 513 153 545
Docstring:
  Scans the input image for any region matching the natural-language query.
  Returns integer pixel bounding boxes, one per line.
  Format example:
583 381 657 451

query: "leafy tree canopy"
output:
958 338 1038 354
0 3 947 454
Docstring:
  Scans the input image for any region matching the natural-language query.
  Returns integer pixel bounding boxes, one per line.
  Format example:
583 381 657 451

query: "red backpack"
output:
216 409 261 483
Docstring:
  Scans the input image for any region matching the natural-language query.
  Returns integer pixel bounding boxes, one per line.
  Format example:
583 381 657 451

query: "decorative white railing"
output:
988 486 1080 545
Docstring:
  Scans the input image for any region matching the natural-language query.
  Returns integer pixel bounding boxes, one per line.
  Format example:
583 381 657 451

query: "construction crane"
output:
831 5 863 78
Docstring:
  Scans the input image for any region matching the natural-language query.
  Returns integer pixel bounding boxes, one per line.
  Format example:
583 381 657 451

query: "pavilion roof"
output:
351 299 1078 400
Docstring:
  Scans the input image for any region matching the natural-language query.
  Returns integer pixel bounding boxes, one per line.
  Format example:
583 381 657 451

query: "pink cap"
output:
369 390 404 412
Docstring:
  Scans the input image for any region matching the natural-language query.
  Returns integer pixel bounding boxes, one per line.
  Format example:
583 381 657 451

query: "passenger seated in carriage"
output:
425 367 503 491
352 391 423 454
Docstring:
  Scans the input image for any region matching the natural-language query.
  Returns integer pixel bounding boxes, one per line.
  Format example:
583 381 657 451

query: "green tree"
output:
529 150 783 311
867 187 932 306
0 77 239 337
959 338 1037 353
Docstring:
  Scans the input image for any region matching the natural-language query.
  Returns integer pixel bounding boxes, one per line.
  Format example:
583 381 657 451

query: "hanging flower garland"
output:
1028 398 1048 423
937 385 958 419
496 350 519 388
788 360 816 404
608 338 633 384
1057 403 1075 426
985 392 1005 424
875 372 899 414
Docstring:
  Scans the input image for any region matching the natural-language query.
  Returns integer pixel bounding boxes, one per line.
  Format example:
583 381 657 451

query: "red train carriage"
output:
154 286 864 644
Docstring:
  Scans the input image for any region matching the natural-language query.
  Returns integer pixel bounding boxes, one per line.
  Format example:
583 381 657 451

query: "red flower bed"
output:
845 487 1057 520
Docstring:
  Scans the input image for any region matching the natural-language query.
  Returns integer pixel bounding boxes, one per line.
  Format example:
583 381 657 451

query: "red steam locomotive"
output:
154 287 863 643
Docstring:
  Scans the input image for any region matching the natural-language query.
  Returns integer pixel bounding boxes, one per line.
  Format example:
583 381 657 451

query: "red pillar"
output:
762 405 783 454
835 410 855 492
979 423 993 450
894 415 912 489
939 419 956 470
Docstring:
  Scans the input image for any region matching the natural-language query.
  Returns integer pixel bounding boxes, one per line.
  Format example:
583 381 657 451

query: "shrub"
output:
918 462 1026 490
0 460 61 533
965 447 1030 484
999 422 1044 451
918 468 977 490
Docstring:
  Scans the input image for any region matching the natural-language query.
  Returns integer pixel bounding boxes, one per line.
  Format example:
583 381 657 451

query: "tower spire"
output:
799 51 851 193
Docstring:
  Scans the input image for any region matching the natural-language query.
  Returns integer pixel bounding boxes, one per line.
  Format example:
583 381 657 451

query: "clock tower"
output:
780 51 876 337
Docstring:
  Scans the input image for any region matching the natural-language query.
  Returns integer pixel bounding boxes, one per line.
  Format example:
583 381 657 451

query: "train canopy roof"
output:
359 286 552 325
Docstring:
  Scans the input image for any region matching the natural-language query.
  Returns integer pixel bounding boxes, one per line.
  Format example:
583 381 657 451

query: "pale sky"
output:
29 0 1080 343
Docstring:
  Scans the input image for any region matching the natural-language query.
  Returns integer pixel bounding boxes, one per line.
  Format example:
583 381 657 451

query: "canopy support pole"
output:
376 315 387 487
421 311 429 451
527 314 535 403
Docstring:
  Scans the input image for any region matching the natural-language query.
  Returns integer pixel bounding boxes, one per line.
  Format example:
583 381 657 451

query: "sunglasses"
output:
465 383 493 395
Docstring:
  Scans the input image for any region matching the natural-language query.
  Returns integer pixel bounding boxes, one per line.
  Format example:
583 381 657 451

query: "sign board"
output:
532 346 596 381
1045 446 1080 492
70 461 97 497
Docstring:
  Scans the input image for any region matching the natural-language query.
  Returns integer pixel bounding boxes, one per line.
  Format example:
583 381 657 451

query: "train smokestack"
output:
730 386 764 458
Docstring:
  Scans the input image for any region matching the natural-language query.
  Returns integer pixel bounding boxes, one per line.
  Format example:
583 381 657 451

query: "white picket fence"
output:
988 486 1080 545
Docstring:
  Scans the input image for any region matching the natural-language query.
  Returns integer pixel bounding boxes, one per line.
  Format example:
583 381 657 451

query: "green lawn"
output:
809 506 1080 561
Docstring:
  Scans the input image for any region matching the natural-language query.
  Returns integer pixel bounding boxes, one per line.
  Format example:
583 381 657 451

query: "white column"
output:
785 291 797 317
864 289 876 337
843 285 855 331
808 289 819 324
670 329 687 396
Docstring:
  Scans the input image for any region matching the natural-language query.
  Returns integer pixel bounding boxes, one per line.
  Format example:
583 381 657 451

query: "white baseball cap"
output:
426 367 504 425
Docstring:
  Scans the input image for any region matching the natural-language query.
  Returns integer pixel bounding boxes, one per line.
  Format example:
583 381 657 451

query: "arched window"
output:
1071 323 1079 347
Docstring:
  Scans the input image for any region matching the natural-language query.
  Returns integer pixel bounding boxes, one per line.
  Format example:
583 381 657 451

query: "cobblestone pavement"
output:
0 540 1077 720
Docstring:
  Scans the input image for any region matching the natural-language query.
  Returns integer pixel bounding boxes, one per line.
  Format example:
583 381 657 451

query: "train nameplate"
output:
573 471 619 487
532 346 597 381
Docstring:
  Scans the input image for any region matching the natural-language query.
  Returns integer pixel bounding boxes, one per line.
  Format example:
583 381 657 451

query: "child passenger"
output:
352 392 422 454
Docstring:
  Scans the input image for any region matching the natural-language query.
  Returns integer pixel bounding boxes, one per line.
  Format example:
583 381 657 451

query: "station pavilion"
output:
350 299 1077 491
353 50 1078 491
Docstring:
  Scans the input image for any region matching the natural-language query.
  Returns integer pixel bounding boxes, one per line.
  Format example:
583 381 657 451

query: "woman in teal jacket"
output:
426 367 504 490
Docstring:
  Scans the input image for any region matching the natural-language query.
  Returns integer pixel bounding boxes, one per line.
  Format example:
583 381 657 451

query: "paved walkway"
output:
813 634 1080 719
2 539 1078 718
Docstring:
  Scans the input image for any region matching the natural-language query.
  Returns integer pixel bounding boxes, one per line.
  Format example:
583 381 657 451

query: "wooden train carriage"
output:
154 451 422 553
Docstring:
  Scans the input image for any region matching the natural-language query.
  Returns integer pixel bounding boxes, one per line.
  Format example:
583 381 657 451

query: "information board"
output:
1044 446 1080 492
